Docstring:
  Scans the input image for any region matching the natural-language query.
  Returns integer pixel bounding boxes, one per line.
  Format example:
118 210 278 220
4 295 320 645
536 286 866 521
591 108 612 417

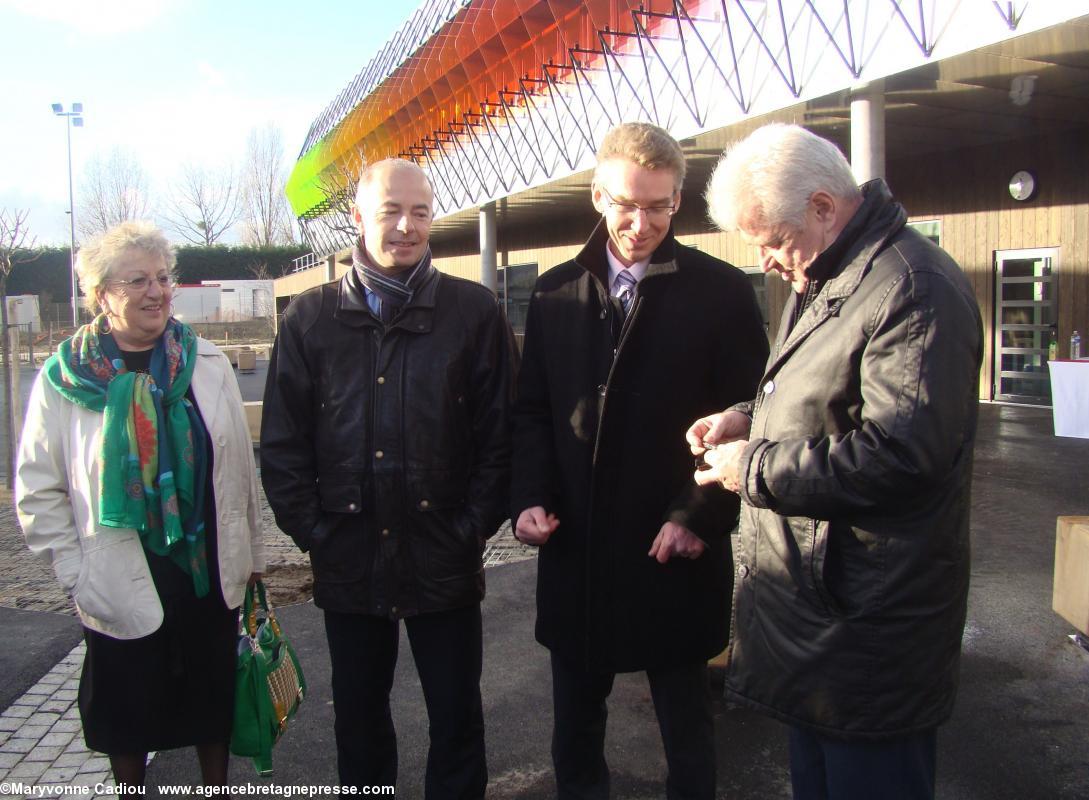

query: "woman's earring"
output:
96 313 112 334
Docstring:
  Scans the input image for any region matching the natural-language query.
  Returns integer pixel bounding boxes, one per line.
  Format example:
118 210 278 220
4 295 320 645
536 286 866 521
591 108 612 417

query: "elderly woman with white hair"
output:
16 221 264 787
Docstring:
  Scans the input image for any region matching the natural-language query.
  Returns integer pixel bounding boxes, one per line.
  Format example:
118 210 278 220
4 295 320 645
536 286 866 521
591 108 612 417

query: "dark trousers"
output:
323 604 487 799
788 725 936 800
549 652 715 800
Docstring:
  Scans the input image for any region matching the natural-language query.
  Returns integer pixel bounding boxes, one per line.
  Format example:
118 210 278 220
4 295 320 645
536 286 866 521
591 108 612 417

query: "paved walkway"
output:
1 403 1087 799
0 484 534 797
0 646 110 788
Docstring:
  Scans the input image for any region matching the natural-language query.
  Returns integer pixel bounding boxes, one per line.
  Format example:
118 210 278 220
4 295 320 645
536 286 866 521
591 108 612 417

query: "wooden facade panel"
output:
998 205 1011 253
1023 203 1037 248
891 128 1089 396
1065 203 1089 349
980 209 998 396
432 255 480 281
1038 198 1053 247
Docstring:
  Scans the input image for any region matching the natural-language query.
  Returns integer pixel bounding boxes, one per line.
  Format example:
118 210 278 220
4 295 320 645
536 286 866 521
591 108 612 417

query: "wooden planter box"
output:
237 348 257 373
1053 516 1089 635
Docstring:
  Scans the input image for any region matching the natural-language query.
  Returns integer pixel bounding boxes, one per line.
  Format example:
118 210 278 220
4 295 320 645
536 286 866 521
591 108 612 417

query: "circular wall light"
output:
1009 170 1037 202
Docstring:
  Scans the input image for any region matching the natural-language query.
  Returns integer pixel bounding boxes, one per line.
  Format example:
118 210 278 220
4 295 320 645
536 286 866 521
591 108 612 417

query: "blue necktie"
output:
615 270 637 316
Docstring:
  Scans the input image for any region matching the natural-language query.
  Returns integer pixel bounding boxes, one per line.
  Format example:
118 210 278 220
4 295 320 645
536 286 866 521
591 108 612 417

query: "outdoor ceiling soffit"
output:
288 0 1070 258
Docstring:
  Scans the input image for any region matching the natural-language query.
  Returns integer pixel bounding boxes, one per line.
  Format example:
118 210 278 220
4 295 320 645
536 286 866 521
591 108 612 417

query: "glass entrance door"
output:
993 248 1058 404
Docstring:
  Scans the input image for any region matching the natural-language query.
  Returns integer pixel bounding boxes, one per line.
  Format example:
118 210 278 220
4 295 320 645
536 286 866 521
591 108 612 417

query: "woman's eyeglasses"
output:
107 275 175 293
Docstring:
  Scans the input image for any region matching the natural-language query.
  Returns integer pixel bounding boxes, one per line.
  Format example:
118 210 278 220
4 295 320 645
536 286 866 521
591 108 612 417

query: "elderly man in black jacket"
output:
261 159 515 798
690 124 983 800
512 122 768 799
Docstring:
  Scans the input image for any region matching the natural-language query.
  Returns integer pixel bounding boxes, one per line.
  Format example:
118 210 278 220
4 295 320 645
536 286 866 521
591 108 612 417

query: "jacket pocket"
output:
318 482 364 514
817 519 885 619
73 536 157 627
810 519 845 617
408 476 479 582
311 482 363 549
309 481 370 583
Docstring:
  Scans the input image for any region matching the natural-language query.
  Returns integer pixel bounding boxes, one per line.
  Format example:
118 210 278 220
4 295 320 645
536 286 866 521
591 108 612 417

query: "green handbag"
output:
230 580 307 776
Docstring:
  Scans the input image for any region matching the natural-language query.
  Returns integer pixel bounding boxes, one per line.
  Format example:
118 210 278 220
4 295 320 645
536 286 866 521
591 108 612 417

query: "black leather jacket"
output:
260 268 516 617
726 181 983 738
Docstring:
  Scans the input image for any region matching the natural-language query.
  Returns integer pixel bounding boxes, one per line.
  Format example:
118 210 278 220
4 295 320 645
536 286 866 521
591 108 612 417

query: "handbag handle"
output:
243 579 284 639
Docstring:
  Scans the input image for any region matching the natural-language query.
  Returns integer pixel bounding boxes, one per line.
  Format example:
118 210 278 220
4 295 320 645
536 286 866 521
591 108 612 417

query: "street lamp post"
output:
51 102 83 329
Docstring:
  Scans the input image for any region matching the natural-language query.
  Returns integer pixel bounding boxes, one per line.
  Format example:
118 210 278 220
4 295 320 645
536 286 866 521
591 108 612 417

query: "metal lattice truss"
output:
293 0 1076 257
298 0 472 161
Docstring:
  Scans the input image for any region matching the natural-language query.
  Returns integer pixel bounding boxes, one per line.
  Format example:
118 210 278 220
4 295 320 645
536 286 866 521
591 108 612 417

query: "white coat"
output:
15 338 265 639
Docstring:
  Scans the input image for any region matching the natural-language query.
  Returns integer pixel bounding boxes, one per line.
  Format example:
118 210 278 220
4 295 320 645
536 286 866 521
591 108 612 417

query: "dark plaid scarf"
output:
351 242 434 322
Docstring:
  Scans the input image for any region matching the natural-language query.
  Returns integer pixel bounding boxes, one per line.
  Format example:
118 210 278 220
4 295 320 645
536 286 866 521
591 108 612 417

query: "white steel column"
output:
479 202 498 293
851 80 886 182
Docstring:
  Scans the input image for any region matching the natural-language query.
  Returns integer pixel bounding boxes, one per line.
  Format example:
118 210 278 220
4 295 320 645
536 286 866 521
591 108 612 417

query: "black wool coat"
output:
511 223 768 673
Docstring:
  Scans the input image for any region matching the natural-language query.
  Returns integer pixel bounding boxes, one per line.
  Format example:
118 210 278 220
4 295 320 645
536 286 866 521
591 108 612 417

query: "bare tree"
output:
310 146 366 245
0 209 40 487
0 208 38 285
78 148 152 237
240 125 295 247
163 163 241 245
245 261 275 336
248 261 272 281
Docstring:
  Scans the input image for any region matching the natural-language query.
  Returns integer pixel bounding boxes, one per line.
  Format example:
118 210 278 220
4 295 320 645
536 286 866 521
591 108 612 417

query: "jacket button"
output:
375 450 384 459
597 384 606 397
381 528 390 537
217 435 227 447
737 564 750 579
348 503 358 511
377 376 385 385
419 499 430 510
763 380 775 395
600 308 607 319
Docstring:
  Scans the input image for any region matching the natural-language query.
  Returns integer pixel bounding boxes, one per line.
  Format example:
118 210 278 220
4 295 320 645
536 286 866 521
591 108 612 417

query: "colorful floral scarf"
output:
43 316 211 597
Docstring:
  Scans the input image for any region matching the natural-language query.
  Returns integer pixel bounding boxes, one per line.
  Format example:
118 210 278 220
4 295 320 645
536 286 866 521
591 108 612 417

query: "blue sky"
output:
0 0 419 244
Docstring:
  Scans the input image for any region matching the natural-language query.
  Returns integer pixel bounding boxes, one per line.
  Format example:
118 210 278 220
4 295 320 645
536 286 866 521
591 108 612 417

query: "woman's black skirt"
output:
79 404 240 755
78 571 238 755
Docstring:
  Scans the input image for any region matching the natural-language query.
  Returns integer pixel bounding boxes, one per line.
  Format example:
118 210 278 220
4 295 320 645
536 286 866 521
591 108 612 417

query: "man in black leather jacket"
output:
260 159 515 798
690 125 982 800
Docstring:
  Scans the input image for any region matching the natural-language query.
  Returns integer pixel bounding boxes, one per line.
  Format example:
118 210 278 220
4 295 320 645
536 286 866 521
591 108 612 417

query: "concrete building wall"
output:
172 285 222 324
202 279 276 320
4 295 40 330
